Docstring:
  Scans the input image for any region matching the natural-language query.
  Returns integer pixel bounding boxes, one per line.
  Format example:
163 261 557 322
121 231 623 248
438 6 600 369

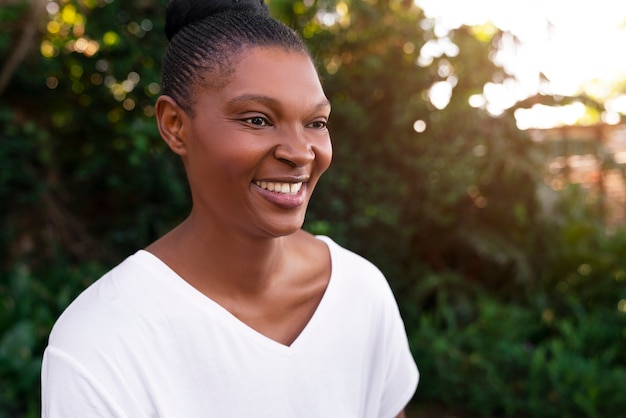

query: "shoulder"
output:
315 235 394 301
48 251 167 353
316 235 386 280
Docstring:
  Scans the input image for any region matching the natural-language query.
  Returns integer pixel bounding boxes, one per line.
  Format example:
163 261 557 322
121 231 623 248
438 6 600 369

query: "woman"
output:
41 0 418 416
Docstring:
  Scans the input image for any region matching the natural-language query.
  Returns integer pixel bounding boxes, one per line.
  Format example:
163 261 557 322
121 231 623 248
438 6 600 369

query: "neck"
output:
149 211 293 296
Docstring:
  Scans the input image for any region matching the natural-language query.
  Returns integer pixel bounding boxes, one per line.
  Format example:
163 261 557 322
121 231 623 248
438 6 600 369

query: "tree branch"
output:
0 0 47 96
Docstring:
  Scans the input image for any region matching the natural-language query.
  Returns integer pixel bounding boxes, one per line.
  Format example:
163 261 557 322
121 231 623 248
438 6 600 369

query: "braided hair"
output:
161 0 310 114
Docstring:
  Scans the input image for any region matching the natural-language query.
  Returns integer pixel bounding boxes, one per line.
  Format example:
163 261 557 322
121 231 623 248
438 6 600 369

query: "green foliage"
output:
0 259 106 417
0 108 49 270
1 0 625 417
0 1 28 53
536 185 626 314
1 0 188 265
407 190 626 416
407 181 626 417
284 0 548 295
411 293 626 417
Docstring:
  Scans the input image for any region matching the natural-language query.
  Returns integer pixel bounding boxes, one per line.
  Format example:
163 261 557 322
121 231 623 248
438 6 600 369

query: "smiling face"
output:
157 47 332 239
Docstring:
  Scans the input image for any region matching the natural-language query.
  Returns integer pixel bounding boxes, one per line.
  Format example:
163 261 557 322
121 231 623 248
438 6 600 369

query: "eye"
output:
242 116 271 127
307 120 328 130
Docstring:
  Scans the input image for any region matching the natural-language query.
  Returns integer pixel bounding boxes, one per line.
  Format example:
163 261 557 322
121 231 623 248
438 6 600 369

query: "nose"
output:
273 127 316 167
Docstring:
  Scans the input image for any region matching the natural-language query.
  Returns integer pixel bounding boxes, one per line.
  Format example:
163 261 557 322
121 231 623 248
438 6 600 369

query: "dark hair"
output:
161 0 310 113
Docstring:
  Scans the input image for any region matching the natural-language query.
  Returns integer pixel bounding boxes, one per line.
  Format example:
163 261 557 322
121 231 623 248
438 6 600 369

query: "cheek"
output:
316 137 333 173
190 131 250 175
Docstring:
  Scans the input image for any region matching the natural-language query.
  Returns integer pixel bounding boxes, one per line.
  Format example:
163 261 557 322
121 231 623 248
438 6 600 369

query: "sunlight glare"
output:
416 0 626 128
514 103 586 130
428 80 453 110
468 94 486 108
413 120 427 133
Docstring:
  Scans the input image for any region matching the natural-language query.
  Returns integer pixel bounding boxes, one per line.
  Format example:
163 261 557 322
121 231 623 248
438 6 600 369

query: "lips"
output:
254 181 303 195
252 179 309 210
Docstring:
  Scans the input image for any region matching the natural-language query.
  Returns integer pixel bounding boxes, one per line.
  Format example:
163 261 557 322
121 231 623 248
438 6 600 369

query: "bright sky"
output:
415 0 626 129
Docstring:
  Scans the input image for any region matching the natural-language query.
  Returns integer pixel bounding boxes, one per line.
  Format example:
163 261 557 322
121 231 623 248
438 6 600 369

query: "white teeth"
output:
255 181 303 195
290 183 302 193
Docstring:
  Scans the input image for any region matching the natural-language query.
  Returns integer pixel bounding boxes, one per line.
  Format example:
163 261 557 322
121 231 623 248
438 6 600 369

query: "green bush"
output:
409 273 626 417
0 259 106 417
2 0 625 417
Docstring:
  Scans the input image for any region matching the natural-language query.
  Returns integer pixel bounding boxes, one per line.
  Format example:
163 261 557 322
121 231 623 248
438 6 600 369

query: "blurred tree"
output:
1 0 555 292
2 1 626 416
272 0 548 303
1 0 188 268
1 0 558 296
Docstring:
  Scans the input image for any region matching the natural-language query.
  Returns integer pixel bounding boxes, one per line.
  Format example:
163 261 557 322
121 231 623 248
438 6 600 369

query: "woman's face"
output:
178 47 332 238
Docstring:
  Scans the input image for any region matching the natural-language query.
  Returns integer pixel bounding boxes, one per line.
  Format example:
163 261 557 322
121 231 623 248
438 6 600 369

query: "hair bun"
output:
165 0 270 41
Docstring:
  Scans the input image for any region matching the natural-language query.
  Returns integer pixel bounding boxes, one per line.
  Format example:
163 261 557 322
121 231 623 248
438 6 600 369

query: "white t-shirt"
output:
41 236 418 418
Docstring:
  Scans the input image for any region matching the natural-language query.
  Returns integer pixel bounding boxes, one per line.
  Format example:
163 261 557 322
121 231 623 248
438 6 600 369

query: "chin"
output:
259 215 306 238
268 224 304 238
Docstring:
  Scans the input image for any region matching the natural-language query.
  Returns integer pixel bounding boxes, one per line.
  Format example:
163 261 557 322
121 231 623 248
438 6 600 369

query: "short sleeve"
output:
378 292 419 418
315 235 419 418
41 346 130 418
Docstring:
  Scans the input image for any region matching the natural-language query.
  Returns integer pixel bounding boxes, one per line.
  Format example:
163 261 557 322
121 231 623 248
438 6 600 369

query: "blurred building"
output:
528 123 626 227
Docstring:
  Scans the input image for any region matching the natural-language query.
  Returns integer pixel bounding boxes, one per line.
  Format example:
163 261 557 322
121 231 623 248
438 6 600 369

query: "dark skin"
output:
151 46 407 417
151 47 331 346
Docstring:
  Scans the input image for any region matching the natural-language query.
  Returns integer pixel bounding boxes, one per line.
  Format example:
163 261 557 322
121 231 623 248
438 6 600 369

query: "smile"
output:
254 181 303 195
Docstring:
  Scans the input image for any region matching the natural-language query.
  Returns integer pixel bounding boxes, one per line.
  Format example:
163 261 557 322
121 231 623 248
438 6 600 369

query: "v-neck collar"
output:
137 236 336 355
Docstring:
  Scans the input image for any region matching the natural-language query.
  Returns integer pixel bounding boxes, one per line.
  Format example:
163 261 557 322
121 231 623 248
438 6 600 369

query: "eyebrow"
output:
224 93 331 111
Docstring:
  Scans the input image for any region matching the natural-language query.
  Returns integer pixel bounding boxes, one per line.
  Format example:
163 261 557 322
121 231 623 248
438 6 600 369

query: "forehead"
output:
198 47 329 112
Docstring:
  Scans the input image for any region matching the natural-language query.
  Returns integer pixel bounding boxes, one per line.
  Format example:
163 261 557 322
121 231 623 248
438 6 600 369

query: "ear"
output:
155 95 189 156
